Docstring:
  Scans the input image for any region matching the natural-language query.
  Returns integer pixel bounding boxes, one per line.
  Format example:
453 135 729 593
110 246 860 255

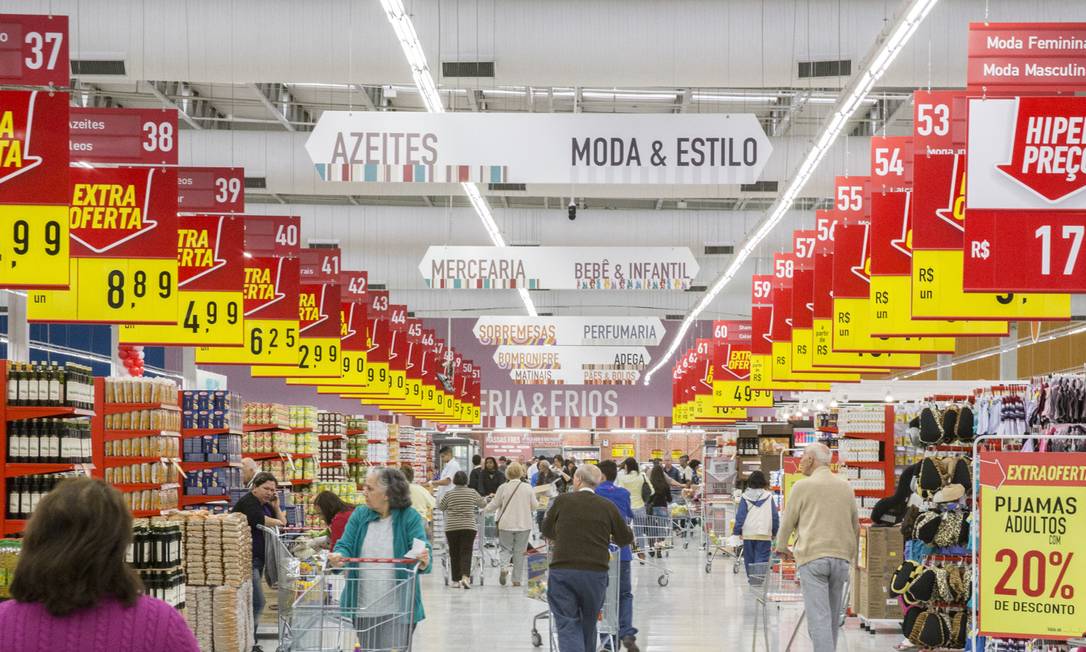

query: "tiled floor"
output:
406 541 903 652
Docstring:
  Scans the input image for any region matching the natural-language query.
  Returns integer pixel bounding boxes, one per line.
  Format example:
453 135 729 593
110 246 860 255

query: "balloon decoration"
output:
118 344 145 377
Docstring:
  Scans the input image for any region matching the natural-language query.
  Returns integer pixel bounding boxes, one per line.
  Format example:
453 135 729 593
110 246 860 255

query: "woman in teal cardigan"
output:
331 466 432 648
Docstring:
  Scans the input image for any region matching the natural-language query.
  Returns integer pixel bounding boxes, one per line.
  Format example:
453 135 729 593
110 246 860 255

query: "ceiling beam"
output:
353 84 378 111
144 81 201 130
655 198 664 210
251 83 296 132
467 88 480 112
677 89 693 113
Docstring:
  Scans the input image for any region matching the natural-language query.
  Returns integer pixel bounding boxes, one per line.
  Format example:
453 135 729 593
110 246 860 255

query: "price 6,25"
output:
106 269 172 309
183 299 239 333
249 326 296 356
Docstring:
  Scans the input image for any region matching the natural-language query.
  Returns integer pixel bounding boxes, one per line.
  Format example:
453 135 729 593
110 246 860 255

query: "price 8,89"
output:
0 206 69 288
76 258 177 323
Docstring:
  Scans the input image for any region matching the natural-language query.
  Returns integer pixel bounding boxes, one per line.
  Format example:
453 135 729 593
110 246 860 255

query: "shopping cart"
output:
478 511 501 569
259 525 323 651
526 544 620 650
744 557 849 652
631 509 673 587
669 493 699 548
284 556 421 651
432 508 486 586
701 499 743 574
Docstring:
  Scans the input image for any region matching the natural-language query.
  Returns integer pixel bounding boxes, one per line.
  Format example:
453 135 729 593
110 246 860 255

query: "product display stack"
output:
181 391 244 509
0 539 19 598
177 510 254 652
366 421 391 467
129 517 187 610
317 411 347 482
242 403 316 487
836 405 896 520
346 417 368 486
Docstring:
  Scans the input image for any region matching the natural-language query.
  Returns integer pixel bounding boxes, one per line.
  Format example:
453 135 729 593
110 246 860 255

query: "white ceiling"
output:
4 0 1083 320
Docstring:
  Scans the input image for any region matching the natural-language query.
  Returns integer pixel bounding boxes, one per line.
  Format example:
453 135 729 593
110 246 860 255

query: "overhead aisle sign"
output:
492 345 649 385
195 216 301 365
0 90 70 288
967 22 1086 91
749 272 830 392
119 214 245 346
420 246 699 290
473 316 664 346
0 14 69 87
29 167 179 324
909 90 1070 319
177 167 245 214
964 96 1086 292
866 136 1007 337
307 112 772 185
69 108 178 165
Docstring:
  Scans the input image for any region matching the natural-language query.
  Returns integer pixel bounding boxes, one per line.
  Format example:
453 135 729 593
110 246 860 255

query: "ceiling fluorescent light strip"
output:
379 0 537 317
643 0 939 385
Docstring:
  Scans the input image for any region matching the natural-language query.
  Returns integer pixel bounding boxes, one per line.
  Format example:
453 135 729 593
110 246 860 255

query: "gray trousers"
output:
797 557 850 652
498 528 532 583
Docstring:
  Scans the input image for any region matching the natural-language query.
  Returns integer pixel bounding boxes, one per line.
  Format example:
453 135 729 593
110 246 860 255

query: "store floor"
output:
407 544 902 652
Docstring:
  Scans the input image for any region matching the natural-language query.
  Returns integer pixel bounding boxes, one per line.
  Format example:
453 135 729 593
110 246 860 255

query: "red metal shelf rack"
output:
181 428 242 438
839 405 896 503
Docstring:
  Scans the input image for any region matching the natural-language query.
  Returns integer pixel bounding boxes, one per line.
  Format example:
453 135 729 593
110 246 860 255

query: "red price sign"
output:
831 223 872 300
0 14 68 87
965 210 1086 292
870 136 913 191
244 215 300 257
834 176 870 224
69 108 178 165
177 167 245 214
340 269 368 303
299 247 341 283
912 90 967 251
0 90 69 204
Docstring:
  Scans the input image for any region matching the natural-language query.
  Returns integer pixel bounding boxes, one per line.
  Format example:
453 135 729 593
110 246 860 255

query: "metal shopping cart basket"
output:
258 525 324 651
479 510 501 569
431 508 487 586
669 492 699 548
744 556 850 652
525 544 621 651
631 509 674 586
701 498 743 574
284 556 421 652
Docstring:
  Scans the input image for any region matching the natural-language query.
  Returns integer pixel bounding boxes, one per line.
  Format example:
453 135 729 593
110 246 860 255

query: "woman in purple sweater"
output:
0 477 199 652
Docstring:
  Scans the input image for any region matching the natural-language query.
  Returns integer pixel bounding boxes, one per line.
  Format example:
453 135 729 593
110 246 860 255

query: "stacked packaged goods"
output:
129 517 187 609
5 361 95 410
177 511 254 652
0 540 20 599
289 406 317 430
317 411 347 482
243 403 289 429
103 377 180 406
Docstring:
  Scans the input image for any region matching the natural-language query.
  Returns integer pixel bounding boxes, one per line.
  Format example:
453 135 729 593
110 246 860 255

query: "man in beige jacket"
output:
775 443 859 652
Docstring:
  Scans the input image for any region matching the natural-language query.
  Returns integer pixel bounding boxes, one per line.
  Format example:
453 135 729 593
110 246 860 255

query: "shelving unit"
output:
837 404 896 519
1 360 98 537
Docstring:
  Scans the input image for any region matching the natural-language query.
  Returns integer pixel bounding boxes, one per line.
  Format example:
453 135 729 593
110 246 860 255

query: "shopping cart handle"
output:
337 557 423 565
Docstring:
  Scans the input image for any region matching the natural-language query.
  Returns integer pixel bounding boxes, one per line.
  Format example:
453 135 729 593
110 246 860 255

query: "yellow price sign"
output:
195 318 299 365
771 343 863 382
121 290 243 346
749 353 831 391
869 275 1009 337
258 337 341 379
978 452 1086 639
712 380 773 408
911 250 1070 321
832 297 955 353
0 205 69 288
29 257 177 323
793 327 903 371
808 320 921 369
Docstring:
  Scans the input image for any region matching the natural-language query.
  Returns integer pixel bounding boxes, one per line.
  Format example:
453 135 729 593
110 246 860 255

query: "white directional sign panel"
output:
493 345 651 385
305 112 773 185
473 316 665 346
420 246 699 290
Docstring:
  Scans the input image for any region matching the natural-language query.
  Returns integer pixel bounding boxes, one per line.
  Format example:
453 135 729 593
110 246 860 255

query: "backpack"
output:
640 473 653 504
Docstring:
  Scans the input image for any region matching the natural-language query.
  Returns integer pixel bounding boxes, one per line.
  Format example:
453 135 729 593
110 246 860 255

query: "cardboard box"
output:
859 524 903 573
857 568 900 620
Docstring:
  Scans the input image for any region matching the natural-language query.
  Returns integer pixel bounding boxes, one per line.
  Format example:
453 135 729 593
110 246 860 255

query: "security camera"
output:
567 199 577 221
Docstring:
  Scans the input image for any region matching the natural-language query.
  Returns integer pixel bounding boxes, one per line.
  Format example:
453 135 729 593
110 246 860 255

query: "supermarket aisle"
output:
412 544 902 652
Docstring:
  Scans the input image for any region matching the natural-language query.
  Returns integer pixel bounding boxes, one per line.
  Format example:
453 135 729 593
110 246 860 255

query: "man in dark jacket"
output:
542 465 634 652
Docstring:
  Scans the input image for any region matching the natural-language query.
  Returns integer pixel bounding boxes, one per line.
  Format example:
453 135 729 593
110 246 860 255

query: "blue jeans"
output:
742 539 772 584
252 564 265 638
548 568 608 652
618 560 637 639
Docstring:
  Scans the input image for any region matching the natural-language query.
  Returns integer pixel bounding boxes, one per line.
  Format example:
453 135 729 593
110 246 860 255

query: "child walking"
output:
732 471 779 584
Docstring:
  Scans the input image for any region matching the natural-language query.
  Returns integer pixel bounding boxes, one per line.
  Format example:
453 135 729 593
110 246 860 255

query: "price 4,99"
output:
183 298 240 333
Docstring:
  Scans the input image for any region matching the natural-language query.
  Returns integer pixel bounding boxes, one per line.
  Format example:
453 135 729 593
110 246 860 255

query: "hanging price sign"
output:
978 451 1086 639
0 14 69 87
121 215 245 346
910 90 1069 320
262 247 343 379
177 167 245 214
711 320 772 408
69 107 178 165
195 254 300 366
29 167 179 323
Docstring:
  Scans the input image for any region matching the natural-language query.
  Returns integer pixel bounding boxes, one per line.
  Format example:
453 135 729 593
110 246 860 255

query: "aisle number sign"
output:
69 107 178 165
909 90 1070 320
978 451 1086 639
29 167 179 323
0 90 70 288
0 14 70 87
120 215 245 346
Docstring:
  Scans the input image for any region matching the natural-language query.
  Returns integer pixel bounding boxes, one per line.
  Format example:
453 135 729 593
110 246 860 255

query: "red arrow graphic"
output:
890 192 913 259
996 96 1086 203
849 222 872 284
979 457 1006 490
935 153 966 233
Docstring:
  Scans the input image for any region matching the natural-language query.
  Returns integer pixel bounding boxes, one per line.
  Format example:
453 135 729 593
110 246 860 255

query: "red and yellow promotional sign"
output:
29 167 179 323
749 273 832 392
978 451 1086 639
316 270 370 396
910 90 1069 320
0 14 70 87
120 214 245 346
711 320 772 408
69 107 178 165
261 248 343 379
0 90 69 288
195 216 301 366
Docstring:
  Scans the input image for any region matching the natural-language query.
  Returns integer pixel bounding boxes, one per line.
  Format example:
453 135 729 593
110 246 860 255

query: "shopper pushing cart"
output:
540 464 634 652
732 471 779 583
